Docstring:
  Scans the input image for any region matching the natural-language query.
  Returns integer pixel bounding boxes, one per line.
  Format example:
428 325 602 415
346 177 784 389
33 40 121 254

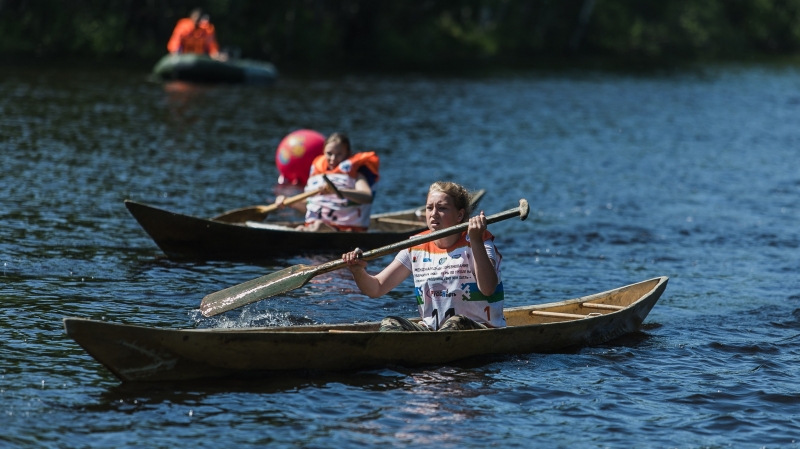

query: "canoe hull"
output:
124 190 484 260
152 54 278 84
64 277 668 382
125 200 426 259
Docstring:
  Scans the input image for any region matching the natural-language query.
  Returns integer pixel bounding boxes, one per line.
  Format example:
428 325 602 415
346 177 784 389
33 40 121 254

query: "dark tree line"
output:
2 0 800 69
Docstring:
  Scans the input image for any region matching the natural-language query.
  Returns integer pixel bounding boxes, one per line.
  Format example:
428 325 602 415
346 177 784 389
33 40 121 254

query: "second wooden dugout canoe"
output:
125 190 485 260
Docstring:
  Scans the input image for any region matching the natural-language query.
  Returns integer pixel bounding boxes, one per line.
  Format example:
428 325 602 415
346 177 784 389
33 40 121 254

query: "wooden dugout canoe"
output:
63 276 668 383
125 190 485 260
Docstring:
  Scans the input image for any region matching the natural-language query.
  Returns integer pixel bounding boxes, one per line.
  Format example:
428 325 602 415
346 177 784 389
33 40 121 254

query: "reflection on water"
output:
1 63 800 446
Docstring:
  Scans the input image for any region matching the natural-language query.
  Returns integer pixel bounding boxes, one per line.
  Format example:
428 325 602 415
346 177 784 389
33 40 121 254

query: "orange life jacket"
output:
178 22 219 56
167 18 195 53
309 152 380 186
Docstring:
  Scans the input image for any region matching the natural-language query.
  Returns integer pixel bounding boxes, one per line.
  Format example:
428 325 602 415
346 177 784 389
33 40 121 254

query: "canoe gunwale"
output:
64 276 667 337
68 276 665 336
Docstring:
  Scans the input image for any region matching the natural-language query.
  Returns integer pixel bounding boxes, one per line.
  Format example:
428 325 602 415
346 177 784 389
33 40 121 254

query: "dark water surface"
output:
2 64 800 447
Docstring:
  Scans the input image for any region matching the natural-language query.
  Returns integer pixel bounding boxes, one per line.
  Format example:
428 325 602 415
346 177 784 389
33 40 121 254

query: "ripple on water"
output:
3 65 800 446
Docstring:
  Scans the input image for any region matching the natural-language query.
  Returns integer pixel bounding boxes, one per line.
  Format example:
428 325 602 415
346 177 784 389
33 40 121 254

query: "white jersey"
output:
395 230 505 330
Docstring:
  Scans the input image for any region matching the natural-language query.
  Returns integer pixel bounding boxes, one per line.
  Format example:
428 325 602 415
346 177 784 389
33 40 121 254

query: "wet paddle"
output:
211 175 344 224
200 198 529 317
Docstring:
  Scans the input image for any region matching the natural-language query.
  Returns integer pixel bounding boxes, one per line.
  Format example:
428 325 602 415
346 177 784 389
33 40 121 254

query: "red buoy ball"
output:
275 129 325 185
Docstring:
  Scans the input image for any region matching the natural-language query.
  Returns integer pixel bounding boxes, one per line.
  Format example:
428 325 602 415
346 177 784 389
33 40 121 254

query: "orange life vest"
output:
304 152 380 230
179 23 219 55
167 18 195 53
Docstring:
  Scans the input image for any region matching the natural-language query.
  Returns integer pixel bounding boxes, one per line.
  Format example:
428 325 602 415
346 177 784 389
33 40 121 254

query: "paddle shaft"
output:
211 187 324 223
261 175 345 213
322 174 345 199
302 199 529 277
256 187 323 214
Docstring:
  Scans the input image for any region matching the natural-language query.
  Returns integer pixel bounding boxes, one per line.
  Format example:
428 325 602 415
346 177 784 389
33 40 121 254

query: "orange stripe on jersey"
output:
409 230 494 253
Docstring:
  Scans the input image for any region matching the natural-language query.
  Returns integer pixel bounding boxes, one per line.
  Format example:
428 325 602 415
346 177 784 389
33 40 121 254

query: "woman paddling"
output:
276 132 379 232
343 181 505 331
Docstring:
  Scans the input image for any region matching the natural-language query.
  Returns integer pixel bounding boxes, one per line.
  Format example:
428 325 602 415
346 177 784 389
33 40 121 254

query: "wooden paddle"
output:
321 174 344 199
211 175 345 224
200 198 530 317
210 187 324 224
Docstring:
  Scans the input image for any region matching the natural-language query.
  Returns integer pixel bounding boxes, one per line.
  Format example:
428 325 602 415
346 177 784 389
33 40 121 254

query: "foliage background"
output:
2 0 800 69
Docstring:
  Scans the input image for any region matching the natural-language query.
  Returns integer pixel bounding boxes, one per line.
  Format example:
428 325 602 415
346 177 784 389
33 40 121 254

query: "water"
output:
2 63 800 447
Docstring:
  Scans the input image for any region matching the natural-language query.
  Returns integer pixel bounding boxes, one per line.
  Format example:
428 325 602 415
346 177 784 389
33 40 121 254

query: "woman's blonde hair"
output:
429 181 472 223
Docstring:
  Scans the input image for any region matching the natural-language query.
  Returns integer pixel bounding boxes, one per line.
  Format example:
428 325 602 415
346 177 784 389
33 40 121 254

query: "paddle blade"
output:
211 206 269 224
200 264 313 317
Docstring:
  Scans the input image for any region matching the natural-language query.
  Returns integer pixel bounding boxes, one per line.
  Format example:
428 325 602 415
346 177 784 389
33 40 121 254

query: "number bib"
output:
395 230 505 330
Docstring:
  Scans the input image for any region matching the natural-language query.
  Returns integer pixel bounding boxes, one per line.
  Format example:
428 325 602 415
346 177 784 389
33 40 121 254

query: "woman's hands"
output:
274 183 336 210
273 185 333 212
274 195 287 209
343 247 367 271
341 254 411 298
467 210 487 241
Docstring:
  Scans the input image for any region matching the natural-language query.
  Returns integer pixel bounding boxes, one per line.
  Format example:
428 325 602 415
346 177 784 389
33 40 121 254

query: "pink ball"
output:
275 129 325 186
